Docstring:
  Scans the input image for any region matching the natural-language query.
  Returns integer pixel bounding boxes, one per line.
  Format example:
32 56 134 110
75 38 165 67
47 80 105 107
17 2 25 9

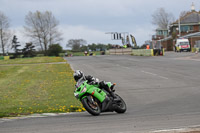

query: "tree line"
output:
0 10 115 57
0 10 63 57
66 39 113 52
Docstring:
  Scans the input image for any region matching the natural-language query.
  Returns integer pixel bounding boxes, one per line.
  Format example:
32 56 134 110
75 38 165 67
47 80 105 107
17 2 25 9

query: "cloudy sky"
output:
1 0 199 48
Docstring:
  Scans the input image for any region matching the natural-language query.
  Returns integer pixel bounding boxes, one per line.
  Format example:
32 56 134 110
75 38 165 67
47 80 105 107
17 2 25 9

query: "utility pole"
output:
178 16 181 37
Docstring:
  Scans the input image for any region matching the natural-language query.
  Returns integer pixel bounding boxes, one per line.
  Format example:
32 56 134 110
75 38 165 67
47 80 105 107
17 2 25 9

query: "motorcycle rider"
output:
73 70 116 98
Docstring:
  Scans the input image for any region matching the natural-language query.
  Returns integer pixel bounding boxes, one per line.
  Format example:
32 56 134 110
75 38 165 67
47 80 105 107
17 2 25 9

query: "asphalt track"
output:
1 52 200 133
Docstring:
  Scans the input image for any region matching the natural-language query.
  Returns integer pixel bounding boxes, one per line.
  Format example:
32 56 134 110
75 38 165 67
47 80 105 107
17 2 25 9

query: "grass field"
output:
0 57 84 118
0 57 65 65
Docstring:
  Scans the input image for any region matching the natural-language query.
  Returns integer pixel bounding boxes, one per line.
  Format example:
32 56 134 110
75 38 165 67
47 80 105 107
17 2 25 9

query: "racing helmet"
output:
73 70 84 82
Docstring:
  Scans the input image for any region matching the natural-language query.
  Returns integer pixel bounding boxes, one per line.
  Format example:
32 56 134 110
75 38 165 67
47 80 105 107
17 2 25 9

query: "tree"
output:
80 45 88 52
179 11 189 18
88 43 110 51
66 39 87 51
140 44 147 49
96 43 107 51
22 42 36 57
0 11 11 55
88 43 97 51
24 11 63 55
106 44 113 50
11 35 21 58
48 44 63 56
152 8 174 29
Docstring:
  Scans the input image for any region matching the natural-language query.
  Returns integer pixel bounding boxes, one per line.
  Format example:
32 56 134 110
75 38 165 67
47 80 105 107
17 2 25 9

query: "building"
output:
152 29 169 40
152 3 200 51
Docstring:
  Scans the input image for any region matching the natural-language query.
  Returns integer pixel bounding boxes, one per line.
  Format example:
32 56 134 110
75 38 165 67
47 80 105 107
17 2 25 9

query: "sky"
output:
0 0 200 49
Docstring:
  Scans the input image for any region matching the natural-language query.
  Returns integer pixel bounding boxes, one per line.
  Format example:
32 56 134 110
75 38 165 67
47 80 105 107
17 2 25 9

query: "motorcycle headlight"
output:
81 86 87 93
74 92 79 98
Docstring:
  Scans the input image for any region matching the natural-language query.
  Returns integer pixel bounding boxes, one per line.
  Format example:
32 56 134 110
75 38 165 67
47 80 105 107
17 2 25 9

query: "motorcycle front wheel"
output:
81 95 101 116
114 94 127 113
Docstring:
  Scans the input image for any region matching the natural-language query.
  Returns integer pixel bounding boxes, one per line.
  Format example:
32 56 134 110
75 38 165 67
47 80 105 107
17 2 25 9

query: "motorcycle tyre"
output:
81 96 101 116
114 94 127 113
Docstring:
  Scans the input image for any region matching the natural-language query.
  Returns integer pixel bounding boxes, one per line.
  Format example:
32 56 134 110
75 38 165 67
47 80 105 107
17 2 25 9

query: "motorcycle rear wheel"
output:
114 94 127 113
81 96 101 116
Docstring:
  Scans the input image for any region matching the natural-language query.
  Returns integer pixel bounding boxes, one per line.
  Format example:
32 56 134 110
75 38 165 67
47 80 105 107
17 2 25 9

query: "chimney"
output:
191 2 195 11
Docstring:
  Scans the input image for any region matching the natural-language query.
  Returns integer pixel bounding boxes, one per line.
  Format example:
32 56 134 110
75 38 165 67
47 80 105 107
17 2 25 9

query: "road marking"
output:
141 71 157 76
116 64 130 69
151 125 200 133
0 112 86 123
128 59 139 61
123 67 130 69
158 75 169 80
141 70 168 80
152 128 186 133
70 64 75 71
187 59 200 62
173 56 200 62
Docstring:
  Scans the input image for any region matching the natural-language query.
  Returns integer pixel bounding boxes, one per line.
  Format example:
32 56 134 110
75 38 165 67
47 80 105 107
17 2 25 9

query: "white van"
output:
175 38 191 52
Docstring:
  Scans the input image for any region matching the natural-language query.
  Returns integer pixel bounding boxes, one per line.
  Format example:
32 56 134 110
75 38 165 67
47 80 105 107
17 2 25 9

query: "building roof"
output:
158 32 200 42
172 11 200 25
158 36 172 41
181 32 200 38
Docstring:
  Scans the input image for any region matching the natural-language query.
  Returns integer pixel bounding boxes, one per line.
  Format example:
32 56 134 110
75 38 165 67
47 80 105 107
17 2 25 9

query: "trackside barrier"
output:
192 48 199 53
132 49 153 56
4 56 10 60
0 56 10 60
108 49 164 56
109 48 132 55
0 56 4 60
106 50 110 55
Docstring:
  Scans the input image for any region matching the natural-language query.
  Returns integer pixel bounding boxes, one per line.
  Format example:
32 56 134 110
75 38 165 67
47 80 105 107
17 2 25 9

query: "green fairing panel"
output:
87 86 106 103
107 82 112 88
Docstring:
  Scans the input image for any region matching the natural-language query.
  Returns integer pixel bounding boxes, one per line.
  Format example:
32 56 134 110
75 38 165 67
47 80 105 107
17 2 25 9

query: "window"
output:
180 42 189 45
181 26 193 32
156 30 168 36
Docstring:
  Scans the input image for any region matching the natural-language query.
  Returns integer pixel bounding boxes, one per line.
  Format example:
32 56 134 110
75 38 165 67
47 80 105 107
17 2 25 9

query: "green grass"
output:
0 57 84 118
0 57 65 65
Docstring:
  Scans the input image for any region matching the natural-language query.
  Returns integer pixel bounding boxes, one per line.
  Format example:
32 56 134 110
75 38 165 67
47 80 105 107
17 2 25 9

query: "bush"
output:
59 53 65 57
48 44 63 56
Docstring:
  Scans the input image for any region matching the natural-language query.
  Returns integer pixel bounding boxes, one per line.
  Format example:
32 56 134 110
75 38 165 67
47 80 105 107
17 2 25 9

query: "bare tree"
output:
0 11 12 55
24 11 62 55
179 11 189 18
152 8 175 29
67 39 87 51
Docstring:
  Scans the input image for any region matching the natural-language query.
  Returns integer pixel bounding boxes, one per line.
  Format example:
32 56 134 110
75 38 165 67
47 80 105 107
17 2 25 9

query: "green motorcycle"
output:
74 78 127 116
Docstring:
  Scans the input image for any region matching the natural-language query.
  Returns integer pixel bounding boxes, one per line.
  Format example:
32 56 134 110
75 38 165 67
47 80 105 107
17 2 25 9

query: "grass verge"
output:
0 57 84 118
0 57 65 65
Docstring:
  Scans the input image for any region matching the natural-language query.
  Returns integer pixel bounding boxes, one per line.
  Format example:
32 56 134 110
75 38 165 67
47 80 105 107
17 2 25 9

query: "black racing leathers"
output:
85 75 115 98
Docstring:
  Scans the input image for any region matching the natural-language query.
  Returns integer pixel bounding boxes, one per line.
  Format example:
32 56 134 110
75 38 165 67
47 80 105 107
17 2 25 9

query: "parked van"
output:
175 38 191 52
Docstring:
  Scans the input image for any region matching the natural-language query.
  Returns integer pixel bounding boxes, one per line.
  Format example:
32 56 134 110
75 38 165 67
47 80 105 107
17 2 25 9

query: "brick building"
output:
152 4 200 51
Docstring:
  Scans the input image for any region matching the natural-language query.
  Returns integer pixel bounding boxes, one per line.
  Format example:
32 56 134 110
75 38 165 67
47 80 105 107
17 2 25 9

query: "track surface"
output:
1 52 200 133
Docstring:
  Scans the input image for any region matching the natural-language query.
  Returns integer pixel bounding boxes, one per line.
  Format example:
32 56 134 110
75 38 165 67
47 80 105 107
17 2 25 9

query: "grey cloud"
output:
0 0 199 46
